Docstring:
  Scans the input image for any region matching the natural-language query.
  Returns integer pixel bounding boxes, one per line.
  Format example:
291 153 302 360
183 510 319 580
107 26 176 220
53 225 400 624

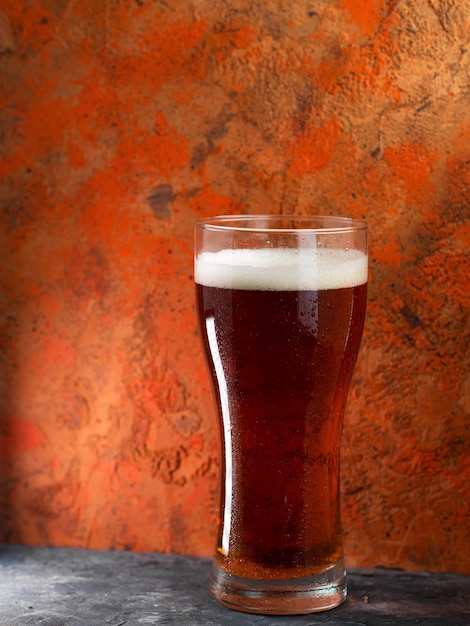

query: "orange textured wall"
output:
1 1 469 574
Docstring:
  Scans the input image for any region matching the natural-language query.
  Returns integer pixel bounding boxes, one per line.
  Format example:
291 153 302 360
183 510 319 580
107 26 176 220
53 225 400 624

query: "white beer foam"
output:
196 248 368 291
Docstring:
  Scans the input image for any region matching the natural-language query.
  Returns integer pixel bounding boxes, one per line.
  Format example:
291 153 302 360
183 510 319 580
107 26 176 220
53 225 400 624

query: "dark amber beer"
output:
195 217 367 614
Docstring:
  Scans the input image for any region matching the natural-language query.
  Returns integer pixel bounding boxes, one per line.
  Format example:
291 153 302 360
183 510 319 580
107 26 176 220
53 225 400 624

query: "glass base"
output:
209 560 347 615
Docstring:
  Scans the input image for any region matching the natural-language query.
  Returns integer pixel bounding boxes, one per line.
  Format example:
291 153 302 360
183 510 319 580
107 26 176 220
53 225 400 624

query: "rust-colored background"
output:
1 1 469 574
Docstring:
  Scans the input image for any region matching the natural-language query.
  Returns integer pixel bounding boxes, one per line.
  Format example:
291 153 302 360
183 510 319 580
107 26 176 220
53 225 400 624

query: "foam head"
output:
195 248 368 291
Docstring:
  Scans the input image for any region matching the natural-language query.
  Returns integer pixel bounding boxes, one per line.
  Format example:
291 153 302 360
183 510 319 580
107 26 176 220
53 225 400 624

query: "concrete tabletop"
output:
0 544 468 626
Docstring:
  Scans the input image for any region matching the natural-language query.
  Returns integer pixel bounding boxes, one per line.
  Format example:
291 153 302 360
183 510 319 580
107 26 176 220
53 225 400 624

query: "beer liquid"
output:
196 248 367 581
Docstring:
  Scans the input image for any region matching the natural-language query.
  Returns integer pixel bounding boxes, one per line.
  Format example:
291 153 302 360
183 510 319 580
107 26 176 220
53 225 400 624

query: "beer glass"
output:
195 215 367 614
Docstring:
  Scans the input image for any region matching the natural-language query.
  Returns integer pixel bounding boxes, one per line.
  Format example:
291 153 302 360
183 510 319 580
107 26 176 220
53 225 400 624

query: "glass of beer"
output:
195 215 367 615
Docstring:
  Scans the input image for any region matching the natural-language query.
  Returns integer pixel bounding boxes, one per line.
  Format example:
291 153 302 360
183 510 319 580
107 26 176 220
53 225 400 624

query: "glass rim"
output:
195 214 367 234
